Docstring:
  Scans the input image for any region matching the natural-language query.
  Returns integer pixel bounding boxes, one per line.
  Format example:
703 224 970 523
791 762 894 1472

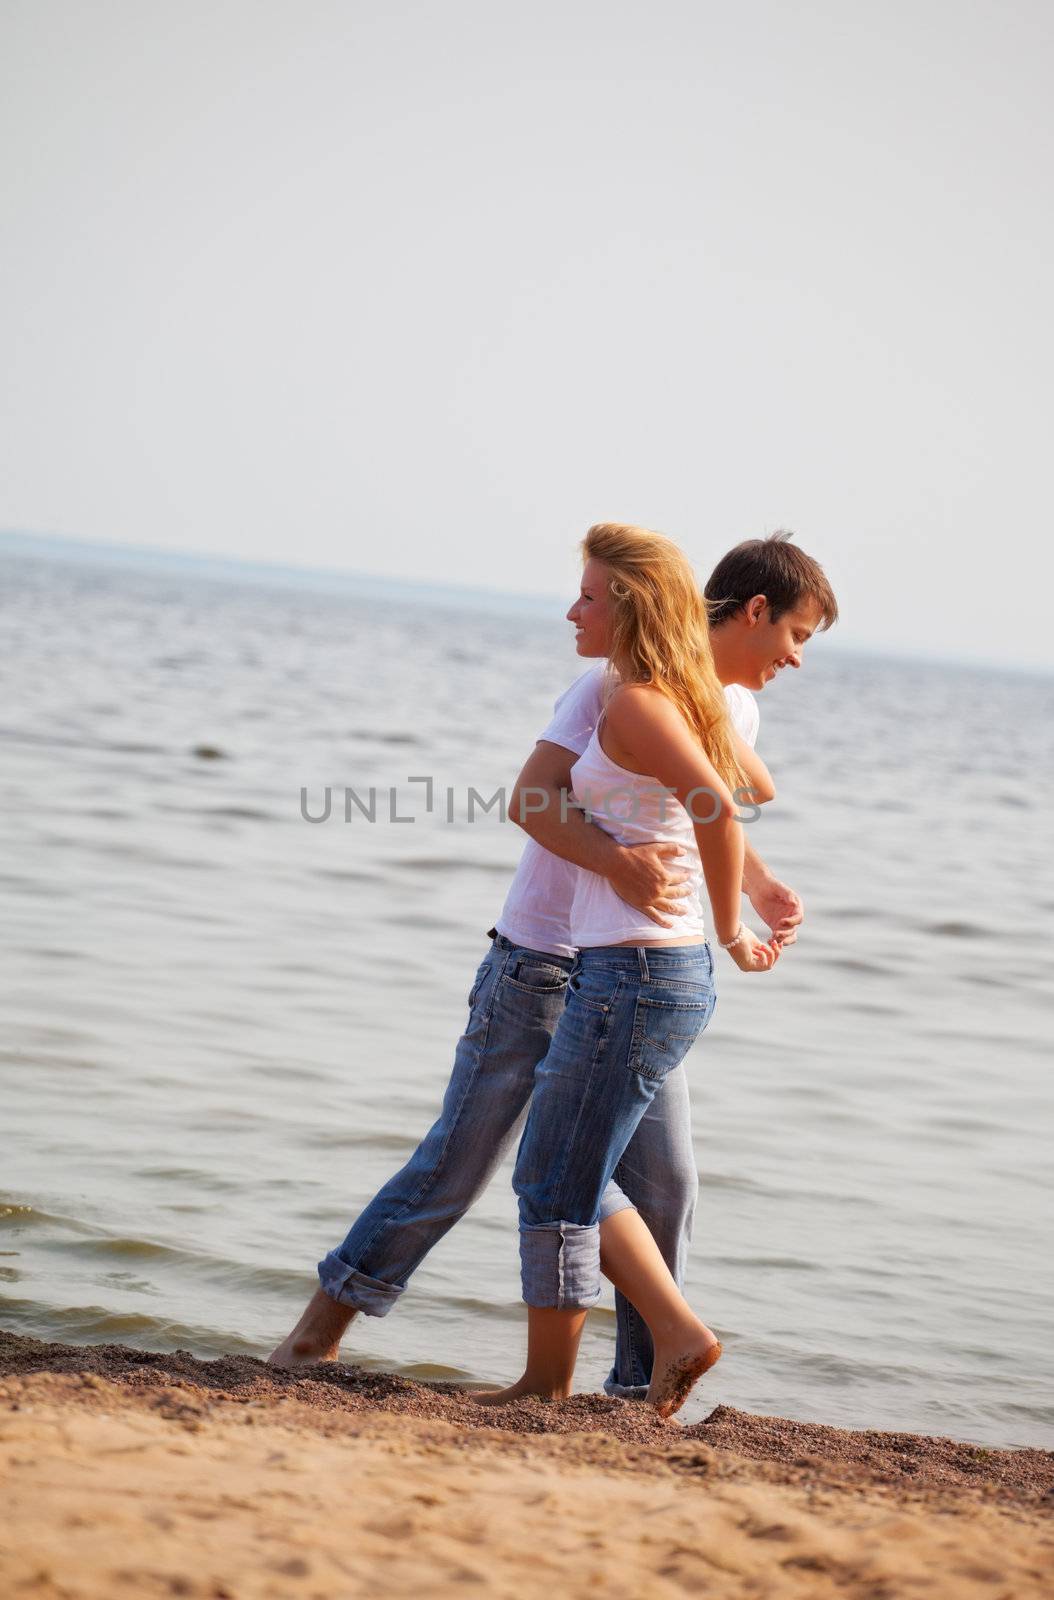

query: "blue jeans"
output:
514 943 716 1313
317 933 704 1397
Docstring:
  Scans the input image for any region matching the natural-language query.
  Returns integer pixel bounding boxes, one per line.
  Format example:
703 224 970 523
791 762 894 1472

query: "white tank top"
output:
568 708 708 946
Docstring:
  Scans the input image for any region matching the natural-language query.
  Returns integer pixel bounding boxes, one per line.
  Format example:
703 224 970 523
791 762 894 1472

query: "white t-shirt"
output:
723 681 760 749
495 665 760 957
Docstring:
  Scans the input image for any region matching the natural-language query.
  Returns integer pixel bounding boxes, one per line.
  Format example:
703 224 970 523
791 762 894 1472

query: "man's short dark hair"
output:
704 531 838 629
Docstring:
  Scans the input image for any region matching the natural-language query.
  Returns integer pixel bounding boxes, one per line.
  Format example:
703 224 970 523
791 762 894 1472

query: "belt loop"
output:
637 947 649 982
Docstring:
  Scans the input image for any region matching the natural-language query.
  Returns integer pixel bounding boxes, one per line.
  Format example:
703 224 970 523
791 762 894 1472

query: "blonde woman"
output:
477 524 778 1417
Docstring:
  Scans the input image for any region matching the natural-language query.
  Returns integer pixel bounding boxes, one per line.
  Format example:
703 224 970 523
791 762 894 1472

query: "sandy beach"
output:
1 1330 1050 1598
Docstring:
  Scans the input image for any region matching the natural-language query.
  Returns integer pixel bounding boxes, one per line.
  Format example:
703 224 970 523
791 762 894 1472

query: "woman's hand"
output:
723 926 780 972
747 874 803 948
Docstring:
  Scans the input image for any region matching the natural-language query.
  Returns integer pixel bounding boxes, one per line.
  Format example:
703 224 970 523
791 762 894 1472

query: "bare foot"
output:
267 1287 357 1369
647 1326 722 1420
470 1376 572 1407
267 1334 342 1368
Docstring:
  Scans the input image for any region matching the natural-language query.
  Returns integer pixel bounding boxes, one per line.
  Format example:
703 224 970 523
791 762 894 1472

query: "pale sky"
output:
2 1 1052 669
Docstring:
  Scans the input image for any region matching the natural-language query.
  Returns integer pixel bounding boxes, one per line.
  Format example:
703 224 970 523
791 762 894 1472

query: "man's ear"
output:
745 594 768 627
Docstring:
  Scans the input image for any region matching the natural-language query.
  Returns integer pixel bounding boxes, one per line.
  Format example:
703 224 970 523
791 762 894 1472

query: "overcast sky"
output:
2 1 1051 669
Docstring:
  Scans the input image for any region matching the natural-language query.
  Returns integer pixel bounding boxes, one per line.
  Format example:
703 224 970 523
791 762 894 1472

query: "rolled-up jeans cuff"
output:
597 1191 637 1224
317 1251 405 1317
519 1220 601 1309
602 1373 649 1401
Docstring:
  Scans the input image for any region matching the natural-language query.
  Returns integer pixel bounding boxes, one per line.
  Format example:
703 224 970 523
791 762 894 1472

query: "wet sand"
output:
1 1330 1051 1597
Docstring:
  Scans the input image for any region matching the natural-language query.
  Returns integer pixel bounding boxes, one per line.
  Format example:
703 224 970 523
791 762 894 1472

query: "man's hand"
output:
747 875 804 947
608 842 694 927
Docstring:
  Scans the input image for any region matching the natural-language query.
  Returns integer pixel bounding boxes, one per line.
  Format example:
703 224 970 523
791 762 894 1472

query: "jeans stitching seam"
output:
545 973 623 1220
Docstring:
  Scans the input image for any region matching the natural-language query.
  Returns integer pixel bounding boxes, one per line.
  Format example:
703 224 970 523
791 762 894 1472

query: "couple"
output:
270 524 838 1417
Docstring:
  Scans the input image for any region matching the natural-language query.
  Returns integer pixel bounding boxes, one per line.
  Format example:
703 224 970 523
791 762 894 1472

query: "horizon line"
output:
2 525 1051 680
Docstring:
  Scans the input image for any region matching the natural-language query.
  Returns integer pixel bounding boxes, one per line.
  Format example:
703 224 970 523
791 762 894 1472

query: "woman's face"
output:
566 558 615 657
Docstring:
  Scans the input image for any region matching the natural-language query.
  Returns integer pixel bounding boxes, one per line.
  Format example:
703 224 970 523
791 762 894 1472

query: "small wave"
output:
698 1173 872 1209
79 839 217 870
396 855 467 872
297 1129 415 1154
925 1115 1007 1135
248 1063 330 1083
782 1185 878 1213
346 729 421 747
710 1255 824 1273
927 920 987 939
396 856 513 875
347 1353 476 1382
0 727 166 756
312 867 382 883
377 910 457 931
824 956 901 976
65 1236 185 1262
20 1227 331 1303
757 1346 936 1387
156 653 206 669
209 805 278 821
699 1172 768 1194
417 1293 527 1323
1001 1401 1054 1424
135 1167 241 1188
390 1363 476 1382
0 1296 260 1354
155 801 277 822
0 875 67 899
0 1202 98 1236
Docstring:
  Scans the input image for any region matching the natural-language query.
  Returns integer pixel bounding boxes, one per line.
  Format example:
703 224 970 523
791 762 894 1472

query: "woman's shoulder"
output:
605 681 685 735
606 679 677 714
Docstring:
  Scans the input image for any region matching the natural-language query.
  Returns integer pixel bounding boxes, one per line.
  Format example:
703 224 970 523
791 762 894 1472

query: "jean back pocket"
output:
503 958 570 995
628 988 714 1082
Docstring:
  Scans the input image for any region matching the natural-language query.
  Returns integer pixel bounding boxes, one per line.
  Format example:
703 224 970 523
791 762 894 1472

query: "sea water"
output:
2 545 1052 1448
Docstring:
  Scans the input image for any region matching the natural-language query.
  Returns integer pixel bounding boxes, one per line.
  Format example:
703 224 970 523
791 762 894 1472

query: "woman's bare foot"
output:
470 1375 573 1407
646 1323 722 1419
267 1287 357 1368
470 1306 586 1405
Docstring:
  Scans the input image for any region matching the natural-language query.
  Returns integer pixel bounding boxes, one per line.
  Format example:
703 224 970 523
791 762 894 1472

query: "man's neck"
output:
708 623 739 688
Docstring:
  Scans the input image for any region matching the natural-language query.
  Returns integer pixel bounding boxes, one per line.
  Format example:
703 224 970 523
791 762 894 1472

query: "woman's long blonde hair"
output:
584 522 743 791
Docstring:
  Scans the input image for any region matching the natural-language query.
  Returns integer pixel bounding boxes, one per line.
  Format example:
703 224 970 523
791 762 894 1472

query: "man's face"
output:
566 557 615 657
743 595 825 690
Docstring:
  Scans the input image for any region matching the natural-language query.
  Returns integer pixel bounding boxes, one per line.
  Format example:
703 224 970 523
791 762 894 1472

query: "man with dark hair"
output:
270 529 837 1399
705 529 839 635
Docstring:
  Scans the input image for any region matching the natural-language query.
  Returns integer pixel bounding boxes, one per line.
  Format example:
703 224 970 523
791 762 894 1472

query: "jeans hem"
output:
597 1192 636 1224
602 1375 650 1401
519 1220 602 1309
317 1253 405 1317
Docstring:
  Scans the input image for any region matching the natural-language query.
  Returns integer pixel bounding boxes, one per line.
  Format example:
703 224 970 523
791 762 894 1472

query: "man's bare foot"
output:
267 1287 357 1369
267 1333 342 1367
470 1376 572 1407
646 1325 722 1420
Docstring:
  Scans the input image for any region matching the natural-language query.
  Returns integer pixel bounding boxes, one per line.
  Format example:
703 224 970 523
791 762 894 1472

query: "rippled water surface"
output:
3 546 1053 1448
